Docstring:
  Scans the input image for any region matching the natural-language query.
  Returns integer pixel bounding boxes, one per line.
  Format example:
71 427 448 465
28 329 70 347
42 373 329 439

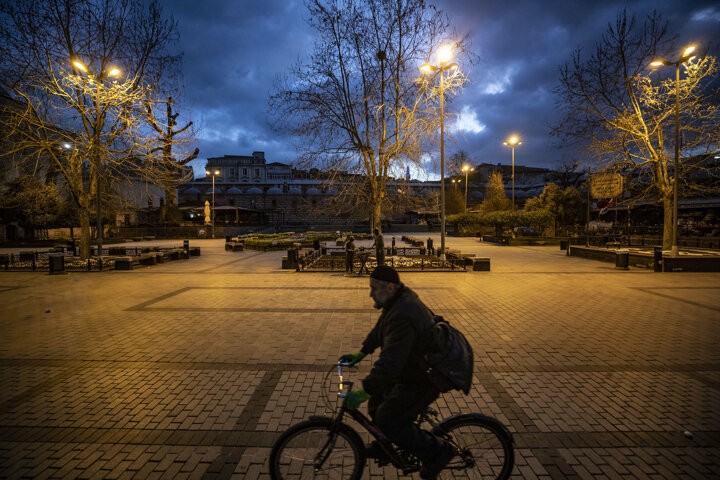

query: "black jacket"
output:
360 285 436 396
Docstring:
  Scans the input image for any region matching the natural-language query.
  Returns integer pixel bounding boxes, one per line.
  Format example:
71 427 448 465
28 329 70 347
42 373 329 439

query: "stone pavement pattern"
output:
0 236 719 479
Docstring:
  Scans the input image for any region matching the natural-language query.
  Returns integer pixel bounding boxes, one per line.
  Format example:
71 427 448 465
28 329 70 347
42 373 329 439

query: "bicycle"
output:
268 361 514 479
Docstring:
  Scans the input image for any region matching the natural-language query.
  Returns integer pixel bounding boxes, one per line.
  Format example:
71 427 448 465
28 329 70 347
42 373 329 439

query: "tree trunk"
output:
372 201 382 234
662 194 673 250
79 208 91 260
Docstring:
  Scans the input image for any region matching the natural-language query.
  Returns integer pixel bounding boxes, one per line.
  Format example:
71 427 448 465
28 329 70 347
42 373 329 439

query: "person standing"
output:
340 266 455 479
372 228 385 266
344 235 355 274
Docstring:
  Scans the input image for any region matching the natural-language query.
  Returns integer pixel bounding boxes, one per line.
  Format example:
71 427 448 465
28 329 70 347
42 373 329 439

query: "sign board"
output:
590 173 624 199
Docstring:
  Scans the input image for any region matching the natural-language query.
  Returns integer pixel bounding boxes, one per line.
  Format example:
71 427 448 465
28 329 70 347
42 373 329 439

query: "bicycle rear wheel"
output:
435 414 514 480
269 417 366 480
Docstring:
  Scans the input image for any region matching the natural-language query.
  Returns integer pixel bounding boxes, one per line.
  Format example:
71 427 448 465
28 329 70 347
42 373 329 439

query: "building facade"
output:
177 152 441 227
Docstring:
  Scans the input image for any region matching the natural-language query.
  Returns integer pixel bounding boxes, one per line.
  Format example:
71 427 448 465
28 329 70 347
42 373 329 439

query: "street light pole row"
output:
462 164 472 213
206 170 220 238
651 45 696 256
421 45 458 261
503 136 522 211
71 58 122 269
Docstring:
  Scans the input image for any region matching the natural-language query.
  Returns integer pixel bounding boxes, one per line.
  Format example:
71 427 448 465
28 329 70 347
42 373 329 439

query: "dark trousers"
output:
368 378 442 462
375 248 385 266
345 251 355 273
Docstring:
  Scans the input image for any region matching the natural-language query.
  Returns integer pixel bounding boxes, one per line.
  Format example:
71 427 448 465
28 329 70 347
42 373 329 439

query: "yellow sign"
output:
590 173 623 199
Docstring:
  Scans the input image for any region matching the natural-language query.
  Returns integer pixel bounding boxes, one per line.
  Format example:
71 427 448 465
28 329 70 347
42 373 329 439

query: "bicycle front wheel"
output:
269 417 366 480
435 413 514 480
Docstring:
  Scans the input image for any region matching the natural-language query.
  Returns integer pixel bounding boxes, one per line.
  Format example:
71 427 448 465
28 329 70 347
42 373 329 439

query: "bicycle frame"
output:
329 362 422 474
295 362 508 478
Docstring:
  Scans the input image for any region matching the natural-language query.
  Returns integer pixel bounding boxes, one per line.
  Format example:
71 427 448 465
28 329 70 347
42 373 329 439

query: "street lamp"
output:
503 136 522 211
206 169 220 238
421 44 458 260
462 164 473 213
71 58 121 270
651 45 696 256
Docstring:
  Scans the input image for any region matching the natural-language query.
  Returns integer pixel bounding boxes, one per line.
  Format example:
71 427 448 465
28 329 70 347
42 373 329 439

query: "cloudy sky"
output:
167 0 720 178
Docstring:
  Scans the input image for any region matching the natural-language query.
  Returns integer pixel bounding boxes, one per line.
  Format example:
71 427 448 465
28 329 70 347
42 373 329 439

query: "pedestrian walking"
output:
345 235 356 274
372 228 385 266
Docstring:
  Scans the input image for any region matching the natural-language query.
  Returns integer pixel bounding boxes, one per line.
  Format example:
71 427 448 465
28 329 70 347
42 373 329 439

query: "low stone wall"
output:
568 245 720 272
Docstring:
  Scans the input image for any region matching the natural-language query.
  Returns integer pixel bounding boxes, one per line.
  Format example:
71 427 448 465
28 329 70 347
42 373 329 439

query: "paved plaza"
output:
1 235 719 479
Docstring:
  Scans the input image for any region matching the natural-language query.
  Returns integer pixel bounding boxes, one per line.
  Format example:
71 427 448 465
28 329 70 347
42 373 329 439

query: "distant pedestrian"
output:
372 228 385 266
345 235 356 274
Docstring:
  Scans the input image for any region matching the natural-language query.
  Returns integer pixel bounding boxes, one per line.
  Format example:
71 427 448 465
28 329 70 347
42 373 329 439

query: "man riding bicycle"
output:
340 266 455 479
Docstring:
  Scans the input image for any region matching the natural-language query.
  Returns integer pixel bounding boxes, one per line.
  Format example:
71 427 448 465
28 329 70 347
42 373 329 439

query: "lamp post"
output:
462 164 472 213
503 136 522 211
206 169 220 238
421 44 458 260
651 45 695 256
71 59 121 270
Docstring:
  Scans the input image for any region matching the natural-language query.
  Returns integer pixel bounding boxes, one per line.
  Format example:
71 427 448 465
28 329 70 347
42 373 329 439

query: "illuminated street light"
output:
462 164 473 213
206 169 221 238
421 44 458 260
503 136 522 211
71 58 122 269
651 45 696 256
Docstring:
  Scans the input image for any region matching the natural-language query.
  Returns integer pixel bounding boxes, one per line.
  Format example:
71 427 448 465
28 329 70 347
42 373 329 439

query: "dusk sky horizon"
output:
166 0 720 179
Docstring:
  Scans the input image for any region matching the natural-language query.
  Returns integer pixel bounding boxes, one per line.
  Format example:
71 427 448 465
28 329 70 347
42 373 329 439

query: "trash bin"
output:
653 247 663 272
48 253 65 275
615 249 629 270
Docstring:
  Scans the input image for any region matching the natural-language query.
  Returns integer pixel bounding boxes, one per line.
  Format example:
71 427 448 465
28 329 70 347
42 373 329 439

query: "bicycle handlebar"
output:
336 361 354 398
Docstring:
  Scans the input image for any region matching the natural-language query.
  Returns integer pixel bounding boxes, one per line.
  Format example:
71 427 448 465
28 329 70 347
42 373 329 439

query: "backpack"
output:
417 315 474 395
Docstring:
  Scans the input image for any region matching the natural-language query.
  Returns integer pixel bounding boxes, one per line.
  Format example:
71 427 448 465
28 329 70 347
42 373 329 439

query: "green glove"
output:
344 389 370 410
339 351 366 367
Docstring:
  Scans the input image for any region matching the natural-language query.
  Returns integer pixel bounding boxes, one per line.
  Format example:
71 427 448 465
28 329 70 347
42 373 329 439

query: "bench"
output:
470 257 491 271
164 249 184 261
139 252 158 265
114 256 135 270
225 241 244 251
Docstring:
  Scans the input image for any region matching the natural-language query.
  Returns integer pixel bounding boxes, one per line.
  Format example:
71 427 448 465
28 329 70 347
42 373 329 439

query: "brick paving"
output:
1 235 719 479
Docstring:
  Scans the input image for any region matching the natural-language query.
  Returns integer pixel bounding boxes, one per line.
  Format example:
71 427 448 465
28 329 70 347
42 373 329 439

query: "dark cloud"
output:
165 0 720 176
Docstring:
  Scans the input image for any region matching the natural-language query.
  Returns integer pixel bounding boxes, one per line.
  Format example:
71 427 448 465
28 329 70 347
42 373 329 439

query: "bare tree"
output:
448 150 471 177
553 9 719 249
0 0 182 259
549 160 584 189
271 0 467 232
144 96 199 224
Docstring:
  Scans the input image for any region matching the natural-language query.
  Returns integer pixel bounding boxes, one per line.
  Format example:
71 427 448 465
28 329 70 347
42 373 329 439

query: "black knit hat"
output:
370 265 400 284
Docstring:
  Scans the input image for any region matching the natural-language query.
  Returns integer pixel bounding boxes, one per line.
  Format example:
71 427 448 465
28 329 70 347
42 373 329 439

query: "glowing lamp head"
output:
72 59 88 73
437 44 453 65
504 135 522 147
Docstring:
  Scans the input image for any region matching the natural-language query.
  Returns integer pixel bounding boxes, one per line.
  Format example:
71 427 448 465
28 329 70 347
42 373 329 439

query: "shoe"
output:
419 442 456 479
365 441 391 466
